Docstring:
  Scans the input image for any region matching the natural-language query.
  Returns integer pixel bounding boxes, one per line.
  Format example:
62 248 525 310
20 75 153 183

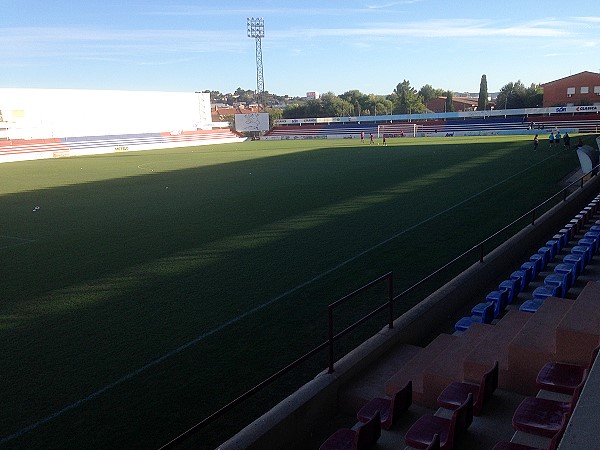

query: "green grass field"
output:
0 135 591 449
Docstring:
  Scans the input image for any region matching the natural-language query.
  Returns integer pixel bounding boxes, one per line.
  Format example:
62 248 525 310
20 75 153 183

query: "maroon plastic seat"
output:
425 433 440 450
492 414 567 450
319 411 381 450
536 344 599 395
437 361 498 416
356 380 412 430
404 393 473 450
512 378 585 438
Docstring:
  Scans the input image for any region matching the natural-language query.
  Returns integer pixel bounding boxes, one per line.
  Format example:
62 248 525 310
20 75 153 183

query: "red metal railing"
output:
327 272 394 373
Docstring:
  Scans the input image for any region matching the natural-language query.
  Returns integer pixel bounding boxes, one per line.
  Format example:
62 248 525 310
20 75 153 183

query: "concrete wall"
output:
217 174 600 450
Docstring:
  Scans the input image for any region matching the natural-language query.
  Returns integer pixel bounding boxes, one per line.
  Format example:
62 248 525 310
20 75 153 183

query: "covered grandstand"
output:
0 88 246 163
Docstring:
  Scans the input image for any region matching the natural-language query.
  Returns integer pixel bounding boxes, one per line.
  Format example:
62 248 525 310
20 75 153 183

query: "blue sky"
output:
2 0 599 97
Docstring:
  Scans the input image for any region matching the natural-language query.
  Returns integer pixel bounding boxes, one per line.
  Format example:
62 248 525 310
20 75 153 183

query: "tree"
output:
496 81 532 109
418 84 444 103
389 80 427 114
364 94 393 116
233 87 255 104
524 83 543 108
478 75 488 110
445 91 455 112
268 108 283 127
340 90 369 116
320 92 354 117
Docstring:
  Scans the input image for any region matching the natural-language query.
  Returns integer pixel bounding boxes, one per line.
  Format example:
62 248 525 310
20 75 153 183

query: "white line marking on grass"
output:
0 152 558 443
0 235 35 250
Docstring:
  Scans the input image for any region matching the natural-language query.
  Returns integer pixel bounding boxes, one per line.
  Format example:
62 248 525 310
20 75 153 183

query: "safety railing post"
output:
388 273 394 329
327 306 334 374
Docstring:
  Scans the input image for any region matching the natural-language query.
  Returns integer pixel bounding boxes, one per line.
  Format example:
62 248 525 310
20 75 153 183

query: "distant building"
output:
425 96 479 113
211 104 261 123
541 71 600 107
306 91 320 100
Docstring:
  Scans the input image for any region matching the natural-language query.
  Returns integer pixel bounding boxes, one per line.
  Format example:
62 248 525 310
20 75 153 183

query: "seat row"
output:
320 343 598 450
454 195 600 331
519 215 600 313
319 362 498 450
491 344 599 450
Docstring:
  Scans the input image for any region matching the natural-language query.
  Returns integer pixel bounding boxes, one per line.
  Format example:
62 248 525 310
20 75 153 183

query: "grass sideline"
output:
0 135 589 449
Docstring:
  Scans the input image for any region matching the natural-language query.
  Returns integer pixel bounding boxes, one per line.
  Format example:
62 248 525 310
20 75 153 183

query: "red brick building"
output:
425 96 479 113
540 71 600 107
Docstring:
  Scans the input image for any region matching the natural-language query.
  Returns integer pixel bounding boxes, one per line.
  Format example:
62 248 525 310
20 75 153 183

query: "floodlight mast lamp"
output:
247 17 265 111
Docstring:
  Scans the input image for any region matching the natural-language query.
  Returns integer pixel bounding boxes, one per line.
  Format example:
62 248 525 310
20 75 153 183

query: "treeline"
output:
207 76 547 122
280 80 544 120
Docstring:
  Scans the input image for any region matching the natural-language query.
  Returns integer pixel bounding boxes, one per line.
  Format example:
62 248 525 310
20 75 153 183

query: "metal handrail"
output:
159 161 599 449
327 272 393 373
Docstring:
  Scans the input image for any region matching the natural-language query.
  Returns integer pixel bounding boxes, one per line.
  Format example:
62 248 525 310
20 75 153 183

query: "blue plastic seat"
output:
563 253 584 275
537 246 552 266
533 285 560 299
579 237 598 255
519 299 545 313
545 240 560 259
571 245 591 266
498 279 518 304
544 273 569 298
554 263 577 287
526 256 542 278
455 313 490 332
585 230 600 240
568 219 580 235
484 290 508 317
564 222 577 239
589 225 600 234
553 232 567 249
510 270 529 291
519 263 535 282
559 227 572 244
469 301 496 323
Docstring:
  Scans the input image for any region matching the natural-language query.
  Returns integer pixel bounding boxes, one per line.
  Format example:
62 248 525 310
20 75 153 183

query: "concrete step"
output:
507 297 573 395
420 323 494 408
556 281 600 365
463 309 532 389
339 343 421 415
385 334 456 406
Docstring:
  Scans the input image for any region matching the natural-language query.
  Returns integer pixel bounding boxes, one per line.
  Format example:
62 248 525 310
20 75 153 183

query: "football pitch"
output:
0 135 584 449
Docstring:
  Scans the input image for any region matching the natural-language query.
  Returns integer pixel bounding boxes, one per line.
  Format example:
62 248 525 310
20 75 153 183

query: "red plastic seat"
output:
437 361 498 416
319 411 380 450
536 344 599 395
356 380 412 430
425 433 440 450
512 378 585 438
492 414 567 450
404 393 473 450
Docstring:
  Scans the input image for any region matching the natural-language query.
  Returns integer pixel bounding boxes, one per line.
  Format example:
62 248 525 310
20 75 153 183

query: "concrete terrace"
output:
218 173 600 450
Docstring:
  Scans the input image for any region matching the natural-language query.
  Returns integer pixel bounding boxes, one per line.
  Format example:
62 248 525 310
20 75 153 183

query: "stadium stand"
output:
0 129 244 163
266 114 599 140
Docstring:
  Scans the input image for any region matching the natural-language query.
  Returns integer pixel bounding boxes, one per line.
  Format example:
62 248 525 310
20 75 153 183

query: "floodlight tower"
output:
247 17 265 110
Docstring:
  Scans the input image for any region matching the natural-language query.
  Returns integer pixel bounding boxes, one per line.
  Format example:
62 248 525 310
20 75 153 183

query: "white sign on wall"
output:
235 113 270 132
